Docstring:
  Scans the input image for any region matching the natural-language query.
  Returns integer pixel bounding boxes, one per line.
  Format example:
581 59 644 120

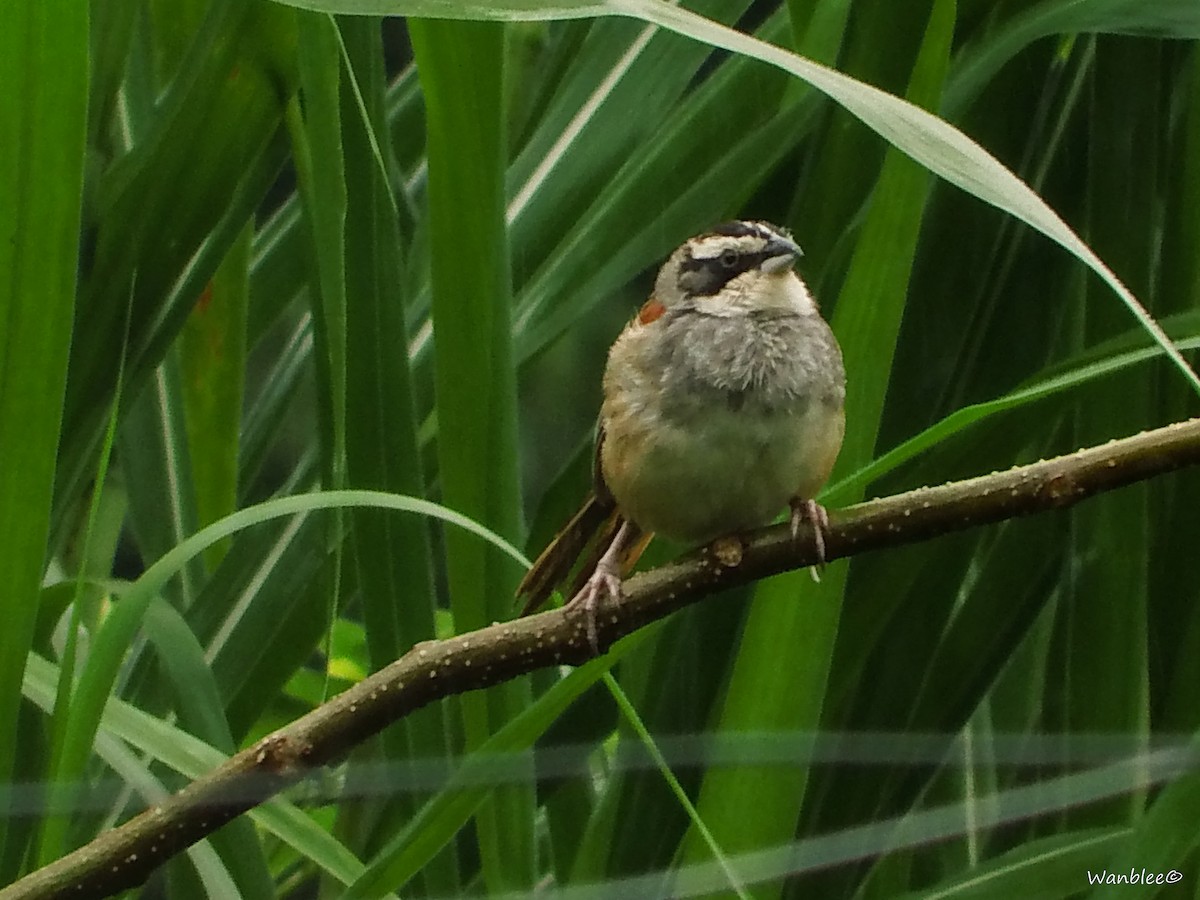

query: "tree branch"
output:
7 416 1200 900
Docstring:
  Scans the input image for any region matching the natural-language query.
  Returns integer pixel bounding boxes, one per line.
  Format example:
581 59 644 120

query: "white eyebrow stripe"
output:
689 234 768 260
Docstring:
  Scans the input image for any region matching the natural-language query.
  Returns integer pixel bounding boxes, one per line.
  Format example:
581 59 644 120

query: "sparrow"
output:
518 220 846 651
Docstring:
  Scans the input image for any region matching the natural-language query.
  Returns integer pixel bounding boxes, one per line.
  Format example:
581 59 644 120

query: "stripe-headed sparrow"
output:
519 220 846 651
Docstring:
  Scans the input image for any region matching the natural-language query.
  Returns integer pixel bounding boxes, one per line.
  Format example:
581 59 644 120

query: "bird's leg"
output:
789 497 830 582
566 520 638 654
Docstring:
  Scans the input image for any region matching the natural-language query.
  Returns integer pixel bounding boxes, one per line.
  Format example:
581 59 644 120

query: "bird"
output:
518 220 846 651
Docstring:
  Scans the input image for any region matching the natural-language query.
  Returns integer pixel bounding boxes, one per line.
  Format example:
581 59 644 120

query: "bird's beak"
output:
760 234 803 274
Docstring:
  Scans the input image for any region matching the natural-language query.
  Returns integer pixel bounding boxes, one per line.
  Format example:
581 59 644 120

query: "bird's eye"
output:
719 248 739 268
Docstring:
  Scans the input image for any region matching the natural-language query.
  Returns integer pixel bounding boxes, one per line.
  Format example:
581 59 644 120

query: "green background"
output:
2 0 1199 897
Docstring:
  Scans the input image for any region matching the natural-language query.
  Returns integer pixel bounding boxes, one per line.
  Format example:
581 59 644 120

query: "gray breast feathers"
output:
657 310 844 415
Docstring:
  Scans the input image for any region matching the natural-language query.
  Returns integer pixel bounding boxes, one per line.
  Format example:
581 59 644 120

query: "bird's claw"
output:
566 563 623 655
790 498 830 581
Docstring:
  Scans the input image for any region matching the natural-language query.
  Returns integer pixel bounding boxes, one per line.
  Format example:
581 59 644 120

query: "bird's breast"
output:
600 312 845 545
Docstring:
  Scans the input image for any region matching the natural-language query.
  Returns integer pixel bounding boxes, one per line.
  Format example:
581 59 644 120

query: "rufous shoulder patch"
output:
637 297 666 325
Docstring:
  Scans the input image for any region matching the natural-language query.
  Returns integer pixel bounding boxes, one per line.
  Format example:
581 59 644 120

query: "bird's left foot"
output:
564 519 636 654
565 560 623 655
789 498 830 581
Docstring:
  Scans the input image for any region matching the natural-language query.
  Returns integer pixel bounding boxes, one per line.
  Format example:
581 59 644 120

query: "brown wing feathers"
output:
517 494 615 615
518 417 656 614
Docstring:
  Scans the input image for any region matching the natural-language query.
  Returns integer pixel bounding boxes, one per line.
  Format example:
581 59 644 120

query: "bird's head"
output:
645 221 815 323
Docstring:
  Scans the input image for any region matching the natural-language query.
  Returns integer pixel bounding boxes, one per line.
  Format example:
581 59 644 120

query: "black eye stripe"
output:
679 250 763 274
672 221 795 297
678 249 766 296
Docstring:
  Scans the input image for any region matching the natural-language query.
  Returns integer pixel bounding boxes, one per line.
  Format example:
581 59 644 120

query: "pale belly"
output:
601 397 842 546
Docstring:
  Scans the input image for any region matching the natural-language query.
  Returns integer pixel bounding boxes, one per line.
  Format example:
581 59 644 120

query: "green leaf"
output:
947 0 1200 115
631 0 1198 394
345 631 651 898
36 489 528 879
181 226 251 569
1090 740 1200 900
57 1 296 529
893 827 1125 899
411 16 534 892
0 0 87 870
266 1 1200 393
325 17 459 889
273 0 610 18
142 599 275 896
20 653 391 894
118 355 203 609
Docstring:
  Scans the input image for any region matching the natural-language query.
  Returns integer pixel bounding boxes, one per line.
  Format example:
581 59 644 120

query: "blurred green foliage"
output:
1 0 1199 897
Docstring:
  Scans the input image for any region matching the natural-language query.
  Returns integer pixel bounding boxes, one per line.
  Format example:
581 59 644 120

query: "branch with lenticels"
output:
6 416 1200 900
